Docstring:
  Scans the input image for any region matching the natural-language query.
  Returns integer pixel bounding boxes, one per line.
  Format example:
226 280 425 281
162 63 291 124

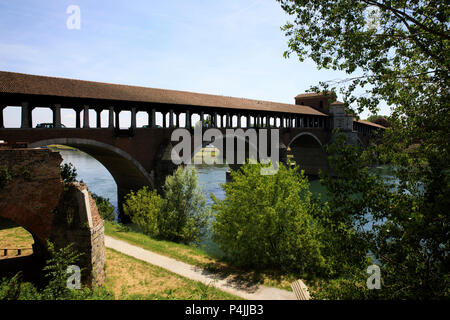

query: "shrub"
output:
160 166 211 244
123 167 211 245
91 193 116 222
60 163 78 183
212 162 326 275
123 186 164 238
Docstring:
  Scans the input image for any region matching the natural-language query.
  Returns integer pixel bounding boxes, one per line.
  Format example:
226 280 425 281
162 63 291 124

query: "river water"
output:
56 148 331 257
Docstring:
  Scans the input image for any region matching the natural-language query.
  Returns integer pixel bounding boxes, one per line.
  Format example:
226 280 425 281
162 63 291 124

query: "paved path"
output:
105 236 296 300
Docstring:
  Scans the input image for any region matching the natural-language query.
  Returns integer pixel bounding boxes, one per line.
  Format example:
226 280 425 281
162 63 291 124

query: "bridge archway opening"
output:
28 138 154 221
136 111 148 128
61 108 76 128
287 132 329 177
0 215 48 286
3 106 21 128
32 107 52 128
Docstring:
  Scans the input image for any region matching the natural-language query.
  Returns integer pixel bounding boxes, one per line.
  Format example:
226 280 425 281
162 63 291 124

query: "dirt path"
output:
105 236 296 300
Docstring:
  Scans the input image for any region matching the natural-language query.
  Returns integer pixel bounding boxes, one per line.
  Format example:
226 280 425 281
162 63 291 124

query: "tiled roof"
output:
0 71 327 116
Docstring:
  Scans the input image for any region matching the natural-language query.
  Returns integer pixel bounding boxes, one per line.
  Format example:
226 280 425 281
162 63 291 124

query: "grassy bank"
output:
0 220 239 300
104 221 297 291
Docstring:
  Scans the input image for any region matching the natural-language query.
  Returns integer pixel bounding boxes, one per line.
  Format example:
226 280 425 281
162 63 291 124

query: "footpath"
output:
105 236 296 300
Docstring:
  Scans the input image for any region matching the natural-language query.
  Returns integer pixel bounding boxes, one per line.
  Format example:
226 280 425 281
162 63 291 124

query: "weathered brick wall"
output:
0 148 105 287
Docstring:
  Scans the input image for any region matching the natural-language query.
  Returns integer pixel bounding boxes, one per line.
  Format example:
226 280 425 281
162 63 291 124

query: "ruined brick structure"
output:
0 147 105 287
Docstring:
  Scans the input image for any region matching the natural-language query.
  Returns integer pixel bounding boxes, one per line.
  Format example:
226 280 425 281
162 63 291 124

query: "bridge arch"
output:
28 138 154 221
287 132 329 176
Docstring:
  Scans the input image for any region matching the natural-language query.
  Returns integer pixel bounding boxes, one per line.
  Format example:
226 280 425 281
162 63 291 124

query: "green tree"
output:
212 162 326 275
161 166 211 244
123 186 164 238
278 0 449 299
91 193 116 222
60 163 78 183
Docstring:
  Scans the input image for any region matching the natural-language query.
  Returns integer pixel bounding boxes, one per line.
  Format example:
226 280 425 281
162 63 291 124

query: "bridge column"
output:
200 112 204 128
131 107 137 129
0 104 4 128
108 107 114 128
185 110 191 128
150 109 156 128
96 108 102 128
237 114 241 128
83 105 90 128
53 104 62 128
75 108 81 128
21 102 32 128
169 110 174 128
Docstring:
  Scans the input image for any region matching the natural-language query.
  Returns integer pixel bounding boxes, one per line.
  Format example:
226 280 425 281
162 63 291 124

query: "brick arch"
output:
28 138 154 222
287 132 329 176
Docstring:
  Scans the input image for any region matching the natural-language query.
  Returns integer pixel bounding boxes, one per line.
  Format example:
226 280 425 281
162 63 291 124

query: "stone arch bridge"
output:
0 71 384 221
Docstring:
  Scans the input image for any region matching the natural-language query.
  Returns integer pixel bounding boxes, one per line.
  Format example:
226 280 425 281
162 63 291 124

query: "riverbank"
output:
104 221 299 291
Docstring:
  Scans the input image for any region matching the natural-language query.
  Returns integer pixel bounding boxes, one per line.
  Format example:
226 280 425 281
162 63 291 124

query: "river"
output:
55 148 334 257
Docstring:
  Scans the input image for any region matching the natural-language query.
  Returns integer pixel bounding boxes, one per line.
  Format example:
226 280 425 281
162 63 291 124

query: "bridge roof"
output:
354 118 386 129
0 71 326 116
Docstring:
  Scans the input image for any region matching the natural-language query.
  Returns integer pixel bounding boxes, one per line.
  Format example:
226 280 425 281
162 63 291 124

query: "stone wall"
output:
0 148 105 287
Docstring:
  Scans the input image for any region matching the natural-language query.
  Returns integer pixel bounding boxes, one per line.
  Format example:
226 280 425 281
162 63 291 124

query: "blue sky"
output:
0 0 387 127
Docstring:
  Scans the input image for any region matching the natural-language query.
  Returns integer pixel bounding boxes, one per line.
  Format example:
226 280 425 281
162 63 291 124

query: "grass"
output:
104 248 241 300
104 221 297 291
0 219 240 300
0 217 34 259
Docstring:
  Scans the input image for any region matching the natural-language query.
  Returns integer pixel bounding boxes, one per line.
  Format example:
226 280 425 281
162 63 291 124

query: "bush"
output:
160 166 211 244
212 162 326 275
123 167 211 245
0 242 114 300
60 163 77 183
123 186 164 238
91 193 116 222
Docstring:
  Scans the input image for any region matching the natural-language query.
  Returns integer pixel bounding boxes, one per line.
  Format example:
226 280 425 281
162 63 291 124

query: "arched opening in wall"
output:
3 106 21 128
119 110 131 129
0 216 46 284
47 145 118 218
100 110 109 128
287 133 329 178
232 115 238 128
178 113 186 128
156 111 163 127
32 107 53 128
61 108 76 128
136 111 148 128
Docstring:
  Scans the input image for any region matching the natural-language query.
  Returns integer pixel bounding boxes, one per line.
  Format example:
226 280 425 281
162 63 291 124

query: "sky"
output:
0 0 388 128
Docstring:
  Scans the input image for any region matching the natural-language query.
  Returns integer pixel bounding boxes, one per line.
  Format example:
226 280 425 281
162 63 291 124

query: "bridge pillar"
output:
131 107 137 129
96 108 102 128
150 109 156 128
83 105 90 128
0 104 4 128
108 107 114 128
185 110 191 128
115 109 120 128
53 104 62 128
200 112 204 128
237 114 241 128
75 108 81 128
21 102 32 128
169 110 174 128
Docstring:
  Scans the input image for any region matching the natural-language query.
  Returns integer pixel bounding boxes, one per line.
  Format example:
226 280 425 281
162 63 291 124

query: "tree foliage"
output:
91 193 116 222
278 0 449 299
124 167 210 245
161 166 211 244
60 163 78 184
212 162 327 275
